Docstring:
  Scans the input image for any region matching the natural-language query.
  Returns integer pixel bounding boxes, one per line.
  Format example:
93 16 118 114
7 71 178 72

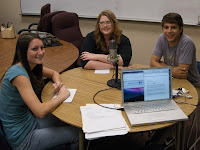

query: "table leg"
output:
180 121 186 150
176 121 186 150
176 122 181 150
79 129 84 150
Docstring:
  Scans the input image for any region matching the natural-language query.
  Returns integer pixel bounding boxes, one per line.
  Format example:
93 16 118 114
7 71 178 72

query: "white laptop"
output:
121 66 188 126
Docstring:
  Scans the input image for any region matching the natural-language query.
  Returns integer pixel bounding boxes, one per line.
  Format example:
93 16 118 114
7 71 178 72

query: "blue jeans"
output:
14 114 79 150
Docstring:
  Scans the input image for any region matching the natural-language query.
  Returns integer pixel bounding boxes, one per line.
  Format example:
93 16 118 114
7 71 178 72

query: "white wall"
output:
1 0 200 65
21 0 200 25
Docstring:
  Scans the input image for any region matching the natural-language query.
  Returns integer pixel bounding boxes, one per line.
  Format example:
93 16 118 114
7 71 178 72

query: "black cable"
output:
92 66 124 111
174 100 197 106
92 87 124 111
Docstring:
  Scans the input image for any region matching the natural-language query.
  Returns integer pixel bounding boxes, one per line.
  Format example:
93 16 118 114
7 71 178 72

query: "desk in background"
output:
0 35 79 78
41 65 198 150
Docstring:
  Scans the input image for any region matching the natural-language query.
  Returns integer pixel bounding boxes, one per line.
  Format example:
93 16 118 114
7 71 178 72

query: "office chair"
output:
18 3 51 34
51 11 84 67
37 11 65 34
18 3 64 35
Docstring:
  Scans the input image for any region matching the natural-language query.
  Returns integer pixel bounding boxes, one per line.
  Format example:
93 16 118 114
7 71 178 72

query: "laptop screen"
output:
121 67 172 103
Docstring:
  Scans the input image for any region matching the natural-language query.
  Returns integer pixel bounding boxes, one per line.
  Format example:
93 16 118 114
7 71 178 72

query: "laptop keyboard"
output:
130 101 176 114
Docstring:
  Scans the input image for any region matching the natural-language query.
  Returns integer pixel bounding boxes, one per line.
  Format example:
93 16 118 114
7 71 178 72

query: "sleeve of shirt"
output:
152 34 164 58
178 39 195 65
80 32 97 68
7 66 29 82
118 35 132 66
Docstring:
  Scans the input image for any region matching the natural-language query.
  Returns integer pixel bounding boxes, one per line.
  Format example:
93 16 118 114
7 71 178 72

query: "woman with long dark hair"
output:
0 33 79 150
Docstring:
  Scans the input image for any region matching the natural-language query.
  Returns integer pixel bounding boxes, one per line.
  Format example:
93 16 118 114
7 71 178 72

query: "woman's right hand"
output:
57 85 70 102
80 52 96 61
53 82 63 94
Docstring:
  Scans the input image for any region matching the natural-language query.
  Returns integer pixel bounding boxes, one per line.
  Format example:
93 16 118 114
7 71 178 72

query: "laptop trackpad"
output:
128 111 173 125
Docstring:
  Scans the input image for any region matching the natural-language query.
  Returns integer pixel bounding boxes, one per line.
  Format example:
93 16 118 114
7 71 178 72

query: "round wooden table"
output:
41 65 198 150
0 35 79 78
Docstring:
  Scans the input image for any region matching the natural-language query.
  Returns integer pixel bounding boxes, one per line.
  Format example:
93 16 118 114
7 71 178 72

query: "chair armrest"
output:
18 29 38 34
28 23 39 29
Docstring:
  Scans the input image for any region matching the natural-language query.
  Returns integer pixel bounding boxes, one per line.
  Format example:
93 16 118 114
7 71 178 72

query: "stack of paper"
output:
80 104 129 140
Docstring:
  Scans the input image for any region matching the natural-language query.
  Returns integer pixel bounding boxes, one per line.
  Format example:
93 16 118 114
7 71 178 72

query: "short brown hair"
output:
162 13 183 34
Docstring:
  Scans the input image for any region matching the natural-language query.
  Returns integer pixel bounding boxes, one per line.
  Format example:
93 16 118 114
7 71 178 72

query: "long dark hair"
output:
2 33 44 97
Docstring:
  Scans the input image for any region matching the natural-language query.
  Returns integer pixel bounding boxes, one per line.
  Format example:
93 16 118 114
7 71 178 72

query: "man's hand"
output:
172 67 188 79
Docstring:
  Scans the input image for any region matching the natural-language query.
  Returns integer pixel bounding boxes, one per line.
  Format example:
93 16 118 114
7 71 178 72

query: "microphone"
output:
107 39 121 90
109 39 118 65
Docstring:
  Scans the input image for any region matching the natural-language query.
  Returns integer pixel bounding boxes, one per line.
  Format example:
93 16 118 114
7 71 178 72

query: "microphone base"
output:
107 79 121 90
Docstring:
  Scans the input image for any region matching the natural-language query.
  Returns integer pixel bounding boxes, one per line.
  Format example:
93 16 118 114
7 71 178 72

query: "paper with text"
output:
80 104 126 133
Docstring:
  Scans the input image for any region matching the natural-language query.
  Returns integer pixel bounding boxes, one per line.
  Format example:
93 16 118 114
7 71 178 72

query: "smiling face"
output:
99 15 114 38
162 23 183 47
27 38 45 70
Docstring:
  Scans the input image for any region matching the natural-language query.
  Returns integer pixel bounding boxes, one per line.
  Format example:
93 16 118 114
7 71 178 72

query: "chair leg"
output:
86 140 90 150
79 129 84 150
189 136 200 150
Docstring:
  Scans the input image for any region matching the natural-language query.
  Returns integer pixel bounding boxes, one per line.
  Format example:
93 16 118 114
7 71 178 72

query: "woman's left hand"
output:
52 82 63 93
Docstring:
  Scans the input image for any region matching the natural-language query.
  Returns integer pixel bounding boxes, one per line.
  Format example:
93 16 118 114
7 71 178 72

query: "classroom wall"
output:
1 0 200 65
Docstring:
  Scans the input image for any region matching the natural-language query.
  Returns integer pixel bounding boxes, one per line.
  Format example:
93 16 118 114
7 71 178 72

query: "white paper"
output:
80 104 129 140
81 106 125 133
95 69 110 74
53 89 77 103
85 127 128 140
64 89 77 102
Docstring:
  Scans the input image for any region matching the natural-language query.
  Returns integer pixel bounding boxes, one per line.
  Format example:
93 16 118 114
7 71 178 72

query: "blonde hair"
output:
94 10 122 52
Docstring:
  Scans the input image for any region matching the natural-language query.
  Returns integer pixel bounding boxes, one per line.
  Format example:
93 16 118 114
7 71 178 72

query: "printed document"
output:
80 104 129 140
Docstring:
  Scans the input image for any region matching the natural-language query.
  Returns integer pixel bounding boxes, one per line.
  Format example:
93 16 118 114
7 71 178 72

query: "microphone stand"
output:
107 62 121 90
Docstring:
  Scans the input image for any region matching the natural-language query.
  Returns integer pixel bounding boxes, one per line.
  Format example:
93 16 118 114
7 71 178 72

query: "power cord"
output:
173 88 197 106
92 67 124 110
93 87 124 111
174 100 197 106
